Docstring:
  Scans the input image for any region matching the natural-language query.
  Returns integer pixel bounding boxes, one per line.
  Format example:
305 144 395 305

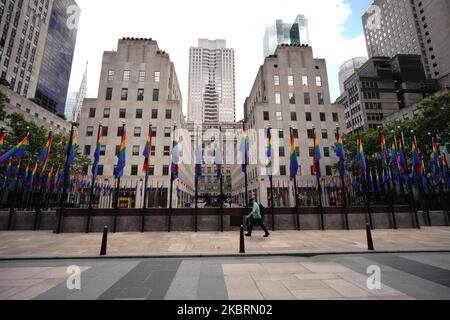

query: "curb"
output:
1 249 450 261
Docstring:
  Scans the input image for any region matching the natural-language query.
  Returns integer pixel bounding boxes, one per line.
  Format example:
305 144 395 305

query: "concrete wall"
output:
1 207 448 233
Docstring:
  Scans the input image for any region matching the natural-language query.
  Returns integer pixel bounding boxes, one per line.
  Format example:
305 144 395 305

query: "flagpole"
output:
86 122 102 233
412 131 429 226
242 121 249 208
337 126 349 230
219 126 224 232
114 122 126 233
430 133 449 221
56 122 75 234
142 122 152 232
358 134 373 230
400 130 420 229
379 129 397 229
168 123 176 232
268 125 275 231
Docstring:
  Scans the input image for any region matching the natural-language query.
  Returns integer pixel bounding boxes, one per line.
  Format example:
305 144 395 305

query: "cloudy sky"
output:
68 0 371 120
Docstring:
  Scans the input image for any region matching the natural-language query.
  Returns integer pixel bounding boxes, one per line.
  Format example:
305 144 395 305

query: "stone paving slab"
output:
0 227 450 260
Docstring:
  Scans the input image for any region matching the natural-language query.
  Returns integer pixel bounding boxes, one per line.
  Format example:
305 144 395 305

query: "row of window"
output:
275 165 334 177
274 92 324 105
263 111 339 123
107 70 160 83
105 88 159 101
85 125 172 138
89 108 172 120
273 75 322 87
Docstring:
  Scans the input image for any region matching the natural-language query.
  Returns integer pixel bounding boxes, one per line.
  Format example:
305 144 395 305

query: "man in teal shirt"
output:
245 198 270 237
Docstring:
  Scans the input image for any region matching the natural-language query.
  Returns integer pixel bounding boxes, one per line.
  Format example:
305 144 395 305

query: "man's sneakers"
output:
245 233 251 237
264 233 270 238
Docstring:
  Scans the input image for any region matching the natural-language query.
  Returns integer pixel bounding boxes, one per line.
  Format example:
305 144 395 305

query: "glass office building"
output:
35 0 79 114
263 15 310 58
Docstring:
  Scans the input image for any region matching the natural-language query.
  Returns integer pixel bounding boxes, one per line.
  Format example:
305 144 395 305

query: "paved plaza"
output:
1 253 450 300
0 227 450 259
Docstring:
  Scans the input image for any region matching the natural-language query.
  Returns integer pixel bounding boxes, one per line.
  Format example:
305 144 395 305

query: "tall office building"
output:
263 15 310 58
64 91 78 121
232 44 345 207
0 0 79 114
77 38 193 208
363 0 450 88
72 62 87 122
338 57 367 94
188 39 235 124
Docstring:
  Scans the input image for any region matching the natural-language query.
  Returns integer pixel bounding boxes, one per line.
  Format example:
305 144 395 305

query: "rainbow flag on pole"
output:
29 162 38 189
65 129 76 167
195 137 202 183
380 132 391 184
442 153 450 187
356 136 366 182
115 127 126 179
432 138 442 184
215 148 222 182
411 137 422 181
313 129 321 181
0 130 4 155
240 125 249 174
267 128 273 177
92 126 102 178
0 134 29 166
171 133 179 182
290 128 298 180
39 132 53 174
336 130 345 180
142 127 153 174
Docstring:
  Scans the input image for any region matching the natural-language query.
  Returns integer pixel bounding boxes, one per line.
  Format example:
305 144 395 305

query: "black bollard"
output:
366 223 374 251
239 225 245 254
100 226 108 256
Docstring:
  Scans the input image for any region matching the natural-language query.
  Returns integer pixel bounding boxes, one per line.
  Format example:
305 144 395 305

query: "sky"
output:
68 0 373 121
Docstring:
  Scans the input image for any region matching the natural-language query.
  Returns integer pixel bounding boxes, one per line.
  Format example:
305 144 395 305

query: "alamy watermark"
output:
66 265 81 290
366 265 381 290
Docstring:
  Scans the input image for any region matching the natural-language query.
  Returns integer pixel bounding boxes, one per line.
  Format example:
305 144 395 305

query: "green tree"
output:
0 90 9 121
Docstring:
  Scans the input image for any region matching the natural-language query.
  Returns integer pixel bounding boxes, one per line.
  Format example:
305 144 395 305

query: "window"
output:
137 88 144 101
119 108 126 118
117 126 124 137
134 127 142 137
102 126 109 137
152 128 157 138
326 166 333 176
97 165 104 176
106 88 113 100
275 92 281 104
131 165 138 176
123 70 130 81
278 130 284 139
289 92 296 104
148 166 155 176
151 109 158 119
302 76 308 86
276 112 282 121
82 166 89 176
100 145 106 156
103 108 110 118
89 108 96 118
86 126 94 137
165 109 172 119
288 75 294 86
273 75 280 86
164 127 171 137
139 71 146 82
320 112 326 122
290 112 297 121
151 145 156 156
309 147 314 157
154 71 160 82
293 129 299 139
322 129 328 139
263 112 270 121
324 147 330 157
307 129 314 139
304 92 310 105
107 70 115 81
153 89 159 101
84 145 91 156
163 165 169 176
318 93 324 105
164 146 170 156
121 88 128 101
316 76 322 87
115 146 120 156
136 109 143 119
332 112 339 122
305 112 312 122
279 147 285 158
280 166 286 176
132 146 140 156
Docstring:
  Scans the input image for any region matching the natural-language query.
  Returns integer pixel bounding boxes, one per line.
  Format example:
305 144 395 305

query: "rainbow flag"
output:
115 127 126 179
380 132 391 184
432 138 442 184
21 162 30 186
171 135 180 182
267 128 273 177
442 153 450 187
29 162 38 190
8 160 18 191
46 167 53 193
411 138 422 181
391 139 400 183
398 138 408 182
240 126 249 174
0 134 29 166
65 129 76 167
313 129 321 181
52 168 59 193
0 130 4 155
92 126 103 178
336 131 345 180
195 139 202 183
39 132 53 174
356 136 366 182
142 127 153 174
290 128 298 180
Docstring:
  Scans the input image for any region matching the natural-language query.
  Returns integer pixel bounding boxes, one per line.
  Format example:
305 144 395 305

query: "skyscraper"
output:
338 57 367 94
188 39 235 123
363 0 450 88
0 0 79 114
263 15 310 58
72 62 87 123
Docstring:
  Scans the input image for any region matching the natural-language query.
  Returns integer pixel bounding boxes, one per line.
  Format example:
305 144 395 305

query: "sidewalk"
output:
0 227 450 260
